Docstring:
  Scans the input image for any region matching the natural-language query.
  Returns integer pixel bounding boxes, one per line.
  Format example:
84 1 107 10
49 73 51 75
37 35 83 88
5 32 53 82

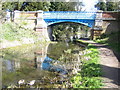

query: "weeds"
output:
70 44 103 88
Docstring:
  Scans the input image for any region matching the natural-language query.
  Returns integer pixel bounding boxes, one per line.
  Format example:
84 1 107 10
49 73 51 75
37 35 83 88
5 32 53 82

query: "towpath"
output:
80 40 120 88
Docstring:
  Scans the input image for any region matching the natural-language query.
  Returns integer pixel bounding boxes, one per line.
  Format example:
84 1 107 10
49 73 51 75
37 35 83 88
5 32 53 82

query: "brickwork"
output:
101 12 120 35
102 12 119 19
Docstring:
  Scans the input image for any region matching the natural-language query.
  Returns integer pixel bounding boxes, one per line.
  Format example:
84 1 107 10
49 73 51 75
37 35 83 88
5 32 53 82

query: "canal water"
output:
1 42 84 88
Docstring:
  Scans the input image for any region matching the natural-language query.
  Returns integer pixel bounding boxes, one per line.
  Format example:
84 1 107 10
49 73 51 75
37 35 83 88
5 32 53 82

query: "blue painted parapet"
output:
43 11 96 27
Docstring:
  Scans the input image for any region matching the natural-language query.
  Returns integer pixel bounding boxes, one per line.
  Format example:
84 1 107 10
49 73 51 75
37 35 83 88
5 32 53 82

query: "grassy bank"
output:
70 43 103 88
0 22 38 42
0 22 40 49
94 31 120 53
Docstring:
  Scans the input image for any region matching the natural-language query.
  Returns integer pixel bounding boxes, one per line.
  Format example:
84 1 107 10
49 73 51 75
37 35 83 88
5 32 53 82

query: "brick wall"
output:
102 12 120 34
19 12 37 19
102 12 119 19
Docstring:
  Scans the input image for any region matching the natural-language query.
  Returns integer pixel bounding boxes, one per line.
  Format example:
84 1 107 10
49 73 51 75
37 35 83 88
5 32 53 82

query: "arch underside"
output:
44 19 95 28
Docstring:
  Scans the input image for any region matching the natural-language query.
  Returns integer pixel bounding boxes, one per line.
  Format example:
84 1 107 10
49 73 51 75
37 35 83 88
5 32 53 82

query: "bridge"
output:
6 10 120 40
43 11 96 27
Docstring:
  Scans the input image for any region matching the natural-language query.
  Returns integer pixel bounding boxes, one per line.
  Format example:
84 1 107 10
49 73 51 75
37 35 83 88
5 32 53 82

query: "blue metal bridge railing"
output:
43 11 96 20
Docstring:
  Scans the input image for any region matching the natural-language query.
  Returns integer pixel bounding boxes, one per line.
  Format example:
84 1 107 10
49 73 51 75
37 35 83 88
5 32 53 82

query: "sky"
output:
81 0 98 11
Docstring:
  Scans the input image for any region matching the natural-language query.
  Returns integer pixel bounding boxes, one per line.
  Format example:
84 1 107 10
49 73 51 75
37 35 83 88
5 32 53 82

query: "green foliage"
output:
94 38 109 44
23 2 81 11
23 2 51 11
2 2 23 11
71 76 102 88
81 63 101 77
0 22 38 42
95 1 119 11
0 10 6 23
87 44 97 49
95 2 107 11
70 44 103 88
52 23 89 41
75 39 89 46
106 2 119 11
2 2 83 11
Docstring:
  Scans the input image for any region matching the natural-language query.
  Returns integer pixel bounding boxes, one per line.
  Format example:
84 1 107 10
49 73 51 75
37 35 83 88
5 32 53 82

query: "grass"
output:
94 38 109 44
74 39 89 47
70 44 103 88
75 39 89 44
0 22 38 42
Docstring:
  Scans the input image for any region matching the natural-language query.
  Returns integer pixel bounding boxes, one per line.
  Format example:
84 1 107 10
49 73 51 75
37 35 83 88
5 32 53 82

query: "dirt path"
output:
99 46 119 88
81 40 120 88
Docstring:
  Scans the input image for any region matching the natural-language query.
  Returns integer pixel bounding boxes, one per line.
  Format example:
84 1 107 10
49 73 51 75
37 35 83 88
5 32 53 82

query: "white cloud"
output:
81 0 98 11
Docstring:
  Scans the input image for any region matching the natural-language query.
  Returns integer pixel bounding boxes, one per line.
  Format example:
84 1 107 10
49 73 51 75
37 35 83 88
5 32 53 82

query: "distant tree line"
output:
1 1 119 11
1 2 83 11
95 0 119 11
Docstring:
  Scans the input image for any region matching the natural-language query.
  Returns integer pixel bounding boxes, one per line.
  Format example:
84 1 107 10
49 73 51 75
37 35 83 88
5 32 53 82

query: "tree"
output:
49 2 84 11
2 2 51 11
95 0 119 11
20 2 51 11
95 1 107 11
0 0 6 23
0 0 2 11
106 2 118 11
2 1 84 11
75 2 84 11
2 2 23 11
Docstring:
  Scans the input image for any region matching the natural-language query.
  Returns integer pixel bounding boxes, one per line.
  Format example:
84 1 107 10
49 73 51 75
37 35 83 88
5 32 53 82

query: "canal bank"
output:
0 38 51 49
76 39 120 88
0 22 50 49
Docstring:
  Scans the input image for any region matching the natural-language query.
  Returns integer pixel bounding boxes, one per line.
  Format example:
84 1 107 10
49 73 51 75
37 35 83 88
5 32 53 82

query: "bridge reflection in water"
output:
3 43 82 75
3 43 82 74
34 43 68 74
2 42 82 87
34 42 82 75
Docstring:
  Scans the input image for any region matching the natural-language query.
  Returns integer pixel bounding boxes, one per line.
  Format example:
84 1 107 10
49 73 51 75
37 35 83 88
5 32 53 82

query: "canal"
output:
1 42 85 88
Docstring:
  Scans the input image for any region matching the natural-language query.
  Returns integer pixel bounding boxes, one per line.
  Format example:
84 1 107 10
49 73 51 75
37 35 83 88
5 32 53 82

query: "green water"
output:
1 42 84 88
